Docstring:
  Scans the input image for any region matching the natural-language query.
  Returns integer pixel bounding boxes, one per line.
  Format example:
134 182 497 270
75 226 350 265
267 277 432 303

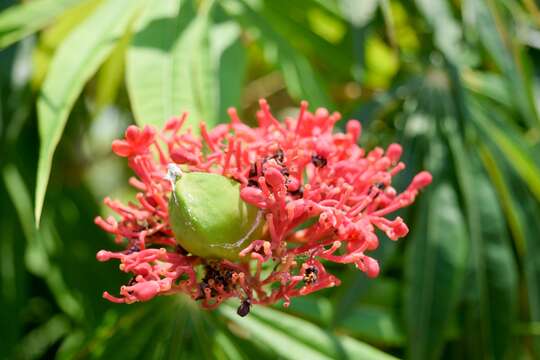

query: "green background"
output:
1 0 540 359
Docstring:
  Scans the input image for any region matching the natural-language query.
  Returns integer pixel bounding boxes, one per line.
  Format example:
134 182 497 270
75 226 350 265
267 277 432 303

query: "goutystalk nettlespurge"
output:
95 99 431 312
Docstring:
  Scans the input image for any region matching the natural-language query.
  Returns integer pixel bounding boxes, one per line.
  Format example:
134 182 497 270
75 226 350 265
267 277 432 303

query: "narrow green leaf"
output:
468 170 518 358
221 304 398 360
405 182 468 360
463 0 539 127
214 330 246 360
220 305 331 360
480 145 540 357
446 125 518 359
126 0 217 128
462 70 512 108
279 296 333 326
1 167 31 359
414 0 466 65
444 107 516 354
3 164 35 241
4 164 84 320
471 99 540 202
351 76 422 125
0 0 84 49
35 0 145 225
14 315 71 360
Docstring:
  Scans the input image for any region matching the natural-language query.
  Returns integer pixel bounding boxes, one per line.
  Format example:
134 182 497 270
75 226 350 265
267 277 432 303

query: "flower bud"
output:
169 172 264 260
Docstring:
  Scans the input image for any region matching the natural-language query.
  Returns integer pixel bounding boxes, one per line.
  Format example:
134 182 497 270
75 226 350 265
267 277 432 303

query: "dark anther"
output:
201 264 234 293
303 266 319 284
368 182 385 196
237 298 252 317
247 179 259 188
127 277 137 286
272 149 285 164
248 163 258 178
195 283 207 300
289 187 304 198
311 154 327 168
280 167 290 177
125 245 140 254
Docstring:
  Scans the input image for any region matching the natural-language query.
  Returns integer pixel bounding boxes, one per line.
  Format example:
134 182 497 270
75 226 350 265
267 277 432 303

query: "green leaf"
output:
470 98 540 202
222 0 332 107
94 23 132 110
35 0 145 225
337 305 405 346
0 166 31 358
220 305 330 360
4 164 84 320
220 304 397 360
68 298 186 359
463 0 539 128
446 126 518 359
278 296 333 327
210 21 246 121
126 0 217 129
405 181 468 360
467 169 518 358
480 145 540 357
260 0 351 77
462 70 512 108
0 0 85 49
14 315 71 360
414 0 466 65
339 0 378 27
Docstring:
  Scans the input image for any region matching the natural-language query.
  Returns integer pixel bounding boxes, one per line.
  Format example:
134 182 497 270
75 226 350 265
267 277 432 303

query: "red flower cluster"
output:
95 100 431 312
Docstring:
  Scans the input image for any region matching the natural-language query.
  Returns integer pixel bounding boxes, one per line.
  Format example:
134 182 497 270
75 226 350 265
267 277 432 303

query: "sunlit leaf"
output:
95 25 132 110
0 0 85 49
35 0 145 225
126 0 217 128
339 0 378 27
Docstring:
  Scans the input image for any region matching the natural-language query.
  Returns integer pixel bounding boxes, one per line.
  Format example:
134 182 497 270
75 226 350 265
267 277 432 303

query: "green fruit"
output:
169 172 263 260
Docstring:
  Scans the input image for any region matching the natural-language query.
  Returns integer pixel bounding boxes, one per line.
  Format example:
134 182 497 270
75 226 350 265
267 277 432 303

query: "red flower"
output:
95 100 431 312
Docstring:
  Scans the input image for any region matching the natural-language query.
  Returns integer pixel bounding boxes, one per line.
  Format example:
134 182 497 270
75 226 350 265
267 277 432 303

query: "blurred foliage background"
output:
1 0 540 359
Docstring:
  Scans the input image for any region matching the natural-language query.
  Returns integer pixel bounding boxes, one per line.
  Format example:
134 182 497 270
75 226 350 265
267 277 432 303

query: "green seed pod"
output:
169 172 263 261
